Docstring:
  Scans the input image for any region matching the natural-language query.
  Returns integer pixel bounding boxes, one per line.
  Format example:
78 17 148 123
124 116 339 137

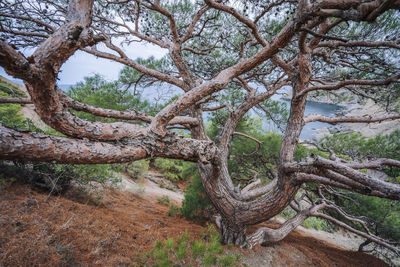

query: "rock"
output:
313 127 331 142
339 99 400 138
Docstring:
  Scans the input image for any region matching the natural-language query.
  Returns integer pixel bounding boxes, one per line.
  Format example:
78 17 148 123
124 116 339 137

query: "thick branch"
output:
240 178 278 201
0 126 147 164
246 204 325 248
59 92 198 126
346 158 400 169
0 41 31 81
299 73 400 95
290 156 400 200
296 172 357 191
0 125 217 164
0 97 32 104
318 40 400 50
304 113 400 124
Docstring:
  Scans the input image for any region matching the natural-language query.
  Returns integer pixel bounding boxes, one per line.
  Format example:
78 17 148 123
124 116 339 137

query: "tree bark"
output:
219 219 247 246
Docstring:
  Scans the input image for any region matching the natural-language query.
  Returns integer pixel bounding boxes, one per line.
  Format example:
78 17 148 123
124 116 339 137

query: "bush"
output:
154 158 196 181
0 161 73 193
120 160 148 179
0 91 37 131
219 255 236 267
181 173 212 220
157 195 170 206
168 204 180 217
302 217 334 232
321 131 400 178
0 160 122 194
67 74 152 123
0 173 16 190
321 131 400 244
335 193 400 242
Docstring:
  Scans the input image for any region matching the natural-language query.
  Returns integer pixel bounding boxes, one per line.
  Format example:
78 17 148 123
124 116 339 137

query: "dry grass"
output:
0 183 388 266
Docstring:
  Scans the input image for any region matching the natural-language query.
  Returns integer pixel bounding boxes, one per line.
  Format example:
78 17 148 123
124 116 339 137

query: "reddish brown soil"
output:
0 183 388 266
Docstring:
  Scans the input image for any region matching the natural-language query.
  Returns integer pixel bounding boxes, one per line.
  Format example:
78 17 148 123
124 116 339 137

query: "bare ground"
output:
0 181 388 267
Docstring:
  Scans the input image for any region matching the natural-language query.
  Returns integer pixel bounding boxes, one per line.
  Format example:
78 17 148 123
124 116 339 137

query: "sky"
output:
0 41 167 85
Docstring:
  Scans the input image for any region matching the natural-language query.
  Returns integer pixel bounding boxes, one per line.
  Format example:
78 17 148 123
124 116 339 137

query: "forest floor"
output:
0 173 389 267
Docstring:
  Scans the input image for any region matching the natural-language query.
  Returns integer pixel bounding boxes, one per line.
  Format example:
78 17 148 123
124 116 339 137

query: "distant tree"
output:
1 0 400 253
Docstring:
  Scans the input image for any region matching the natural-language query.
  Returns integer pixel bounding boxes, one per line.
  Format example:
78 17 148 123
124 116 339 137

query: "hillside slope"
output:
0 182 388 267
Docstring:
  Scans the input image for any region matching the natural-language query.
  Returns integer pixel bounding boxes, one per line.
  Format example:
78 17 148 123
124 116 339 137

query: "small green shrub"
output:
120 160 148 179
155 158 196 182
167 204 180 217
67 74 153 123
0 174 16 190
302 216 334 232
181 173 212 220
157 195 170 206
0 161 121 194
191 241 207 258
136 226 244 266
321 130 400 178
0 91 37 130
65 164 121 185
219 254 236 266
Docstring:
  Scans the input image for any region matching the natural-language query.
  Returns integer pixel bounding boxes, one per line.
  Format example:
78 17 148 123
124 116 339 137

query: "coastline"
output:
312 98 400 141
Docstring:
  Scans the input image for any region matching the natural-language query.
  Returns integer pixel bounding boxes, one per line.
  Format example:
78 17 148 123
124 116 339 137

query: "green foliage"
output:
225 121 314 185
167 203 180 217
219 255 236 267
0 91 37 130
0 77 26 98
302 217 334 233
321 131 400 242
137 225 243 266
228 130 281 182
181 172 211 220
0 101 26 129
61 164 121 185
0 160 121 194
155 158 196 182
67 74 152 122
335 193 400 242
0 173 16 190
157 195 170 206
322 130 400 178
120 160 148 179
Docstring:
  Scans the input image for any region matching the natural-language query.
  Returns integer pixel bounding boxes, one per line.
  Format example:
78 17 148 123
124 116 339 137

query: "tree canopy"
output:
0 0 400 255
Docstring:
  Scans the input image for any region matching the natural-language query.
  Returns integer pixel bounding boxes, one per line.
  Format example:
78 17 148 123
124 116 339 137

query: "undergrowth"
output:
155 158 196 182
135 224 244 267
